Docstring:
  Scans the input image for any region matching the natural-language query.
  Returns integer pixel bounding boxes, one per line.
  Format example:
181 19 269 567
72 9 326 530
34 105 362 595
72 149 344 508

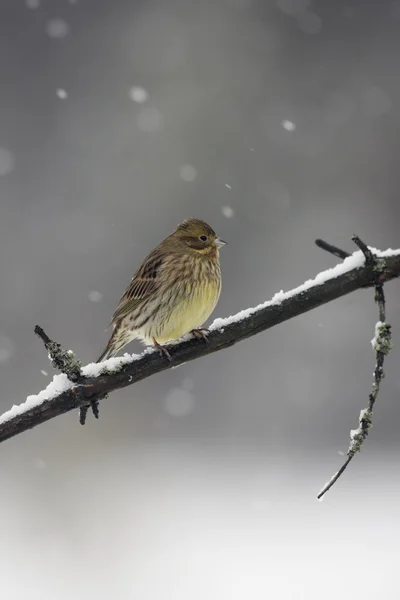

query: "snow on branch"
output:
0 237 399 488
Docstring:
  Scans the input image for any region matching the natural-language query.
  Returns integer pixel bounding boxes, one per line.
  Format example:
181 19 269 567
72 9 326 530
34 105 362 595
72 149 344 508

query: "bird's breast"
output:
140 263 221 343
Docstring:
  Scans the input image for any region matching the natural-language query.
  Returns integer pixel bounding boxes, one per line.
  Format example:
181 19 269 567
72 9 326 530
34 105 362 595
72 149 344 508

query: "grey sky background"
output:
1 0 400 598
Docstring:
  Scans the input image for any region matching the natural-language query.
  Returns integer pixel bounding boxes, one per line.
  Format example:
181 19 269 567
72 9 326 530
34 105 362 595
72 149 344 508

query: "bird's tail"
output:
96 328 121 363
96 342 115 363
96 325 134 363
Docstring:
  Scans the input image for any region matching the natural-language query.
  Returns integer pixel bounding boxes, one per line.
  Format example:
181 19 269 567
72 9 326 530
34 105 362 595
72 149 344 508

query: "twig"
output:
34 325 82 383
79 404 89 426
91 400 100 419
315 239 351 260
352 235 374 265
0 242 399 446
375 285 385 322
317 237 392 500
34 325 100 424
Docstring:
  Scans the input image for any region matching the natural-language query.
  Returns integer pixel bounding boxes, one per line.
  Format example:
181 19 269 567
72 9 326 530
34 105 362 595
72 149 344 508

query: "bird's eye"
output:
199 235 208 242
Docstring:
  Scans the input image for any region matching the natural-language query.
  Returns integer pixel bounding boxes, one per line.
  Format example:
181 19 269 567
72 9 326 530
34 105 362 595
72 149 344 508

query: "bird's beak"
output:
214 237 227 248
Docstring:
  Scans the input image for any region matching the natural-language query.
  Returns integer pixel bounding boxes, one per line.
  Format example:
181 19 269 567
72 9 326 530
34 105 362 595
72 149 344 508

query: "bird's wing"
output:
111 250 164 324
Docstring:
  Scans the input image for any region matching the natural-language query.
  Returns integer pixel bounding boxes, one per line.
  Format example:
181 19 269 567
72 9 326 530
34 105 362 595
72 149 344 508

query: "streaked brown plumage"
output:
97 218 226 362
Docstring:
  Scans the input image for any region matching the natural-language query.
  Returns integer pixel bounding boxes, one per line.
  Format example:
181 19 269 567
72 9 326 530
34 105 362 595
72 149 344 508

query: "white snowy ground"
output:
0 442 398 600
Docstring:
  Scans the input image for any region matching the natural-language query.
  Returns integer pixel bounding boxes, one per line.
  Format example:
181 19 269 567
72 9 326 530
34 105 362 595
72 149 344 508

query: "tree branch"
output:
315 239 351 260
0 241 399 448
317 238 392 499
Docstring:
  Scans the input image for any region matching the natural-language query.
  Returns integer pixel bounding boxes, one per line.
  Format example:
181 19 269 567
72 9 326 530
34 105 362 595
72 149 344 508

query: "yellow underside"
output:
140 281 220 344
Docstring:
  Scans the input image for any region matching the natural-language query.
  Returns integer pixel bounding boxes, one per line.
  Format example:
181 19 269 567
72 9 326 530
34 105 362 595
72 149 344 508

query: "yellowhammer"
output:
97 218 226 362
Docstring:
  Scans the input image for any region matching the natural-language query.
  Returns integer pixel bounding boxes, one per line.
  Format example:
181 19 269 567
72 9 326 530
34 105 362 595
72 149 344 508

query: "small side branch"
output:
317 237 392 500
34 325 82 383
352 234 374 265
315 239 351 260
34 326 101 424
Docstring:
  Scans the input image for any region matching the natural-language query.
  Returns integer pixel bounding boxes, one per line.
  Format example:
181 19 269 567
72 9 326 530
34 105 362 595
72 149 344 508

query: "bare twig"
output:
34 326 100 424
79 404 89 426
34 325 82 383
317 237 392 500
352 235 374 265
315 239 351 260
0 241 399 447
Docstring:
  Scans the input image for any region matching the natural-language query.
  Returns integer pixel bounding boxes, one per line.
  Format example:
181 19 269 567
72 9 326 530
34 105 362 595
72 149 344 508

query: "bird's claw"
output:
191 328 210 343
152 337 172 361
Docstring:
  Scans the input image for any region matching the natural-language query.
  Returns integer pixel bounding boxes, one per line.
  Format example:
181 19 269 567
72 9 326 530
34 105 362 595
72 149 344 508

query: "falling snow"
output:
282 119 296 131
46 19 70 39
56 88 68 99
222 205 235 218
129 86 149 103
88 290 103 302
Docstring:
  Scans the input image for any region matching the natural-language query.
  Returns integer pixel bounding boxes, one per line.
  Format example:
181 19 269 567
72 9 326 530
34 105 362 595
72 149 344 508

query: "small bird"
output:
97 218 226 362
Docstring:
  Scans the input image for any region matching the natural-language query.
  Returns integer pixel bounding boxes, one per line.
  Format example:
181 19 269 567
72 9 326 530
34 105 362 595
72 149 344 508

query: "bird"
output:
96 218 226 362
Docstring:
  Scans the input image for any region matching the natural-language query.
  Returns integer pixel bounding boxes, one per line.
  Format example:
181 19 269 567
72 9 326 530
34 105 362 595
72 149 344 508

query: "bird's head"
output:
173 218 227 255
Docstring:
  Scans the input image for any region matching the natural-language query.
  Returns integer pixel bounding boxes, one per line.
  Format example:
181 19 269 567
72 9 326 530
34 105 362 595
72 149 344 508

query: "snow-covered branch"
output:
0 239 399 453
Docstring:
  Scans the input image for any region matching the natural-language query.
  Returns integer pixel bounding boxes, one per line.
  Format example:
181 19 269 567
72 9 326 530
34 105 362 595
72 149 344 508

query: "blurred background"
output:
1 0 400 598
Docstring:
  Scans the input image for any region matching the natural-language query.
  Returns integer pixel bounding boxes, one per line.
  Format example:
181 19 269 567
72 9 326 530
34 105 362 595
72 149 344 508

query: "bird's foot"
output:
190 328 209 343
152 337 172 361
